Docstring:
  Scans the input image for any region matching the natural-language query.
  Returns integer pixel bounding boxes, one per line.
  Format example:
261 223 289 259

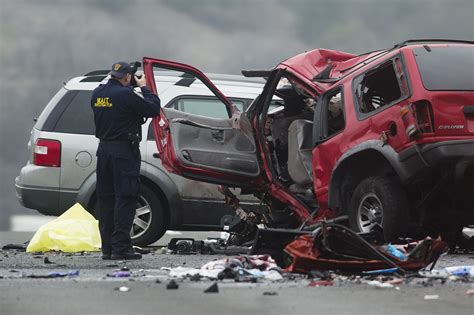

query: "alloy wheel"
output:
357 192 383 232
130 195 152 239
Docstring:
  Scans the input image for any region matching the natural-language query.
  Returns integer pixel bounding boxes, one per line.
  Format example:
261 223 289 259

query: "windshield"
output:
413 45 474 91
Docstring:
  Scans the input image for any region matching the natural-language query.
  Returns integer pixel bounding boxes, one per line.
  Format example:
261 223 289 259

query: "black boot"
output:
111 249 142 260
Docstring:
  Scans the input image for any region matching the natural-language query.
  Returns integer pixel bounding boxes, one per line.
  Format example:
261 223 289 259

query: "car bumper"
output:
15 176 62 216
399 139 474 182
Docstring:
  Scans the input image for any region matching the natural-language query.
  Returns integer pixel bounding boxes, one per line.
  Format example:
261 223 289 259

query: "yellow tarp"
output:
26 203 101 253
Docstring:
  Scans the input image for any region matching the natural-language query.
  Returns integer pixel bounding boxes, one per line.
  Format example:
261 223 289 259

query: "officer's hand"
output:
136 74 147 88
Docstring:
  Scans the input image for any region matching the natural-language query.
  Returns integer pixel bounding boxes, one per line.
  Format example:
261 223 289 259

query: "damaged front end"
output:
218 185 299 246
282 223 448 274
218 185 447 275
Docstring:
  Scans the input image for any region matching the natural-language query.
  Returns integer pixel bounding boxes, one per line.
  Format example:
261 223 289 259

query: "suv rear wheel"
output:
131 183 166 247
349 176 409 241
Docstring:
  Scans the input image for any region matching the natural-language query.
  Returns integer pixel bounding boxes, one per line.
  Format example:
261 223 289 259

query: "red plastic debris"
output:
308 280 333 287
284 224 448 274
387 278 405 285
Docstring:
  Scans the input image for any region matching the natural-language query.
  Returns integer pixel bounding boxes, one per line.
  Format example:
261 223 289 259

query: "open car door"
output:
143 57 263 187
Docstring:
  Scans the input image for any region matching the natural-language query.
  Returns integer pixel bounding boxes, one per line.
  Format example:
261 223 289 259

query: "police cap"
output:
109 62 134 78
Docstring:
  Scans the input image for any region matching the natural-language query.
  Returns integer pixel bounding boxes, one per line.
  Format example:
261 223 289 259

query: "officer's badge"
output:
114 63 122 71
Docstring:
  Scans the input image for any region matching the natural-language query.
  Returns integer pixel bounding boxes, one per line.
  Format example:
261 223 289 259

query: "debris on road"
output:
443 266 474 277
166 279 179 290
47 270 80 278
115 286 130 292
26 203 100 253
366 280 394 289
424 294 440 300
283 223 448 274
308 280 333 287
2 243 28 251
362 268 399 275
107 271 131 278
167 237 248 255
43 257 54 264
133 246 151 255
162 255 284 284
387 278 405 285
165 266 199 278
204 282 219 293
2 216 472 296
27 270 80 279
154 222 474 292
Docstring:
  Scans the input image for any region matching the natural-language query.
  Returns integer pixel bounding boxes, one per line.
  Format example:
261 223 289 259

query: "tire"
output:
349 176 409 241
131 183 166 247
92 183 167 247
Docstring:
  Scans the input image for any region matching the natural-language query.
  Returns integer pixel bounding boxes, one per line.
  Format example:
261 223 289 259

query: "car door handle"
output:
153 153 160 159
211 129 224 142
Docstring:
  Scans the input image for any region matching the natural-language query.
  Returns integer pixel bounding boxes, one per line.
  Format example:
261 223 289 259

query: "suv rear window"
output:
54 90 95 135
34 87 70 131
36 89 95 135
413 46 474 91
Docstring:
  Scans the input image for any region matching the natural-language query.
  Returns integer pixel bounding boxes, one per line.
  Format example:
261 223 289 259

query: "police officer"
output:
91 62 161 260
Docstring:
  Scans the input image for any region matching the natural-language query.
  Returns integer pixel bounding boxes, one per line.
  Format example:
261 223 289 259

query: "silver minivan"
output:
15 69 264 246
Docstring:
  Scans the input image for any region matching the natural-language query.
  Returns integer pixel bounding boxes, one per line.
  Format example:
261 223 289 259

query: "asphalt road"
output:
1 232 473 315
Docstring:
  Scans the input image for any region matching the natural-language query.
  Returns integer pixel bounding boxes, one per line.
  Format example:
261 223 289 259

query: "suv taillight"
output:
33 138 61 167
412 101 434 133
400 106 420 140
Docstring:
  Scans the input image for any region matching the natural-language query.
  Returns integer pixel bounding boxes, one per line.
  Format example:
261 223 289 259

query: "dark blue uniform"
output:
91 79 161 256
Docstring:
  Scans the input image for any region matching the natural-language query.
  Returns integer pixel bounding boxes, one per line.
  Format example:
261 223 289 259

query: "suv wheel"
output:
92 183 167 247
131 184 166 247
349 176 409 240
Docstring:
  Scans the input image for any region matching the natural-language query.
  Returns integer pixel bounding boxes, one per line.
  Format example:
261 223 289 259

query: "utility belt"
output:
100 133 141 154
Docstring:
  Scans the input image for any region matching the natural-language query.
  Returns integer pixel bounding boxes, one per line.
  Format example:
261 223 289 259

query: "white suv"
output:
15 68 265 246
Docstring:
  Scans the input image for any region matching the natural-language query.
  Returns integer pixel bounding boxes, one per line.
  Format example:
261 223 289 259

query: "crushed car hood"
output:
280 49 355 86
280 48 386 91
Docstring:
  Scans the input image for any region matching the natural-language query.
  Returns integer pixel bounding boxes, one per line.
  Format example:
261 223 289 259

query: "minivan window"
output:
148 97 247 140
413 46 474 91
54 90 95 135
175 98 244 118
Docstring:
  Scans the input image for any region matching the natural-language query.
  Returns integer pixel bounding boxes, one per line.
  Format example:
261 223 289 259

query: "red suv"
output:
145 39 474 241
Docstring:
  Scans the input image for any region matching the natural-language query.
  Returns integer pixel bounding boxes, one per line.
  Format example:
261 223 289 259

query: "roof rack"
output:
393 39 474 48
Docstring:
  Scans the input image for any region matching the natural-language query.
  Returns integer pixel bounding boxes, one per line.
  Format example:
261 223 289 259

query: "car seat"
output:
287 119 314 187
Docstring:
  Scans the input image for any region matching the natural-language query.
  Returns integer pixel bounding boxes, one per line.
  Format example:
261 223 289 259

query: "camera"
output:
129 61 142 87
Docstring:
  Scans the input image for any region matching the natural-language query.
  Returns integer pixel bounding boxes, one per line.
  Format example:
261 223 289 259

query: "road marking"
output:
10 215 54 232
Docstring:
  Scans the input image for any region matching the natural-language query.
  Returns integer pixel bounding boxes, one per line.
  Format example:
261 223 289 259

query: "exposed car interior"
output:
261 76 317 206
354 60 402 114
